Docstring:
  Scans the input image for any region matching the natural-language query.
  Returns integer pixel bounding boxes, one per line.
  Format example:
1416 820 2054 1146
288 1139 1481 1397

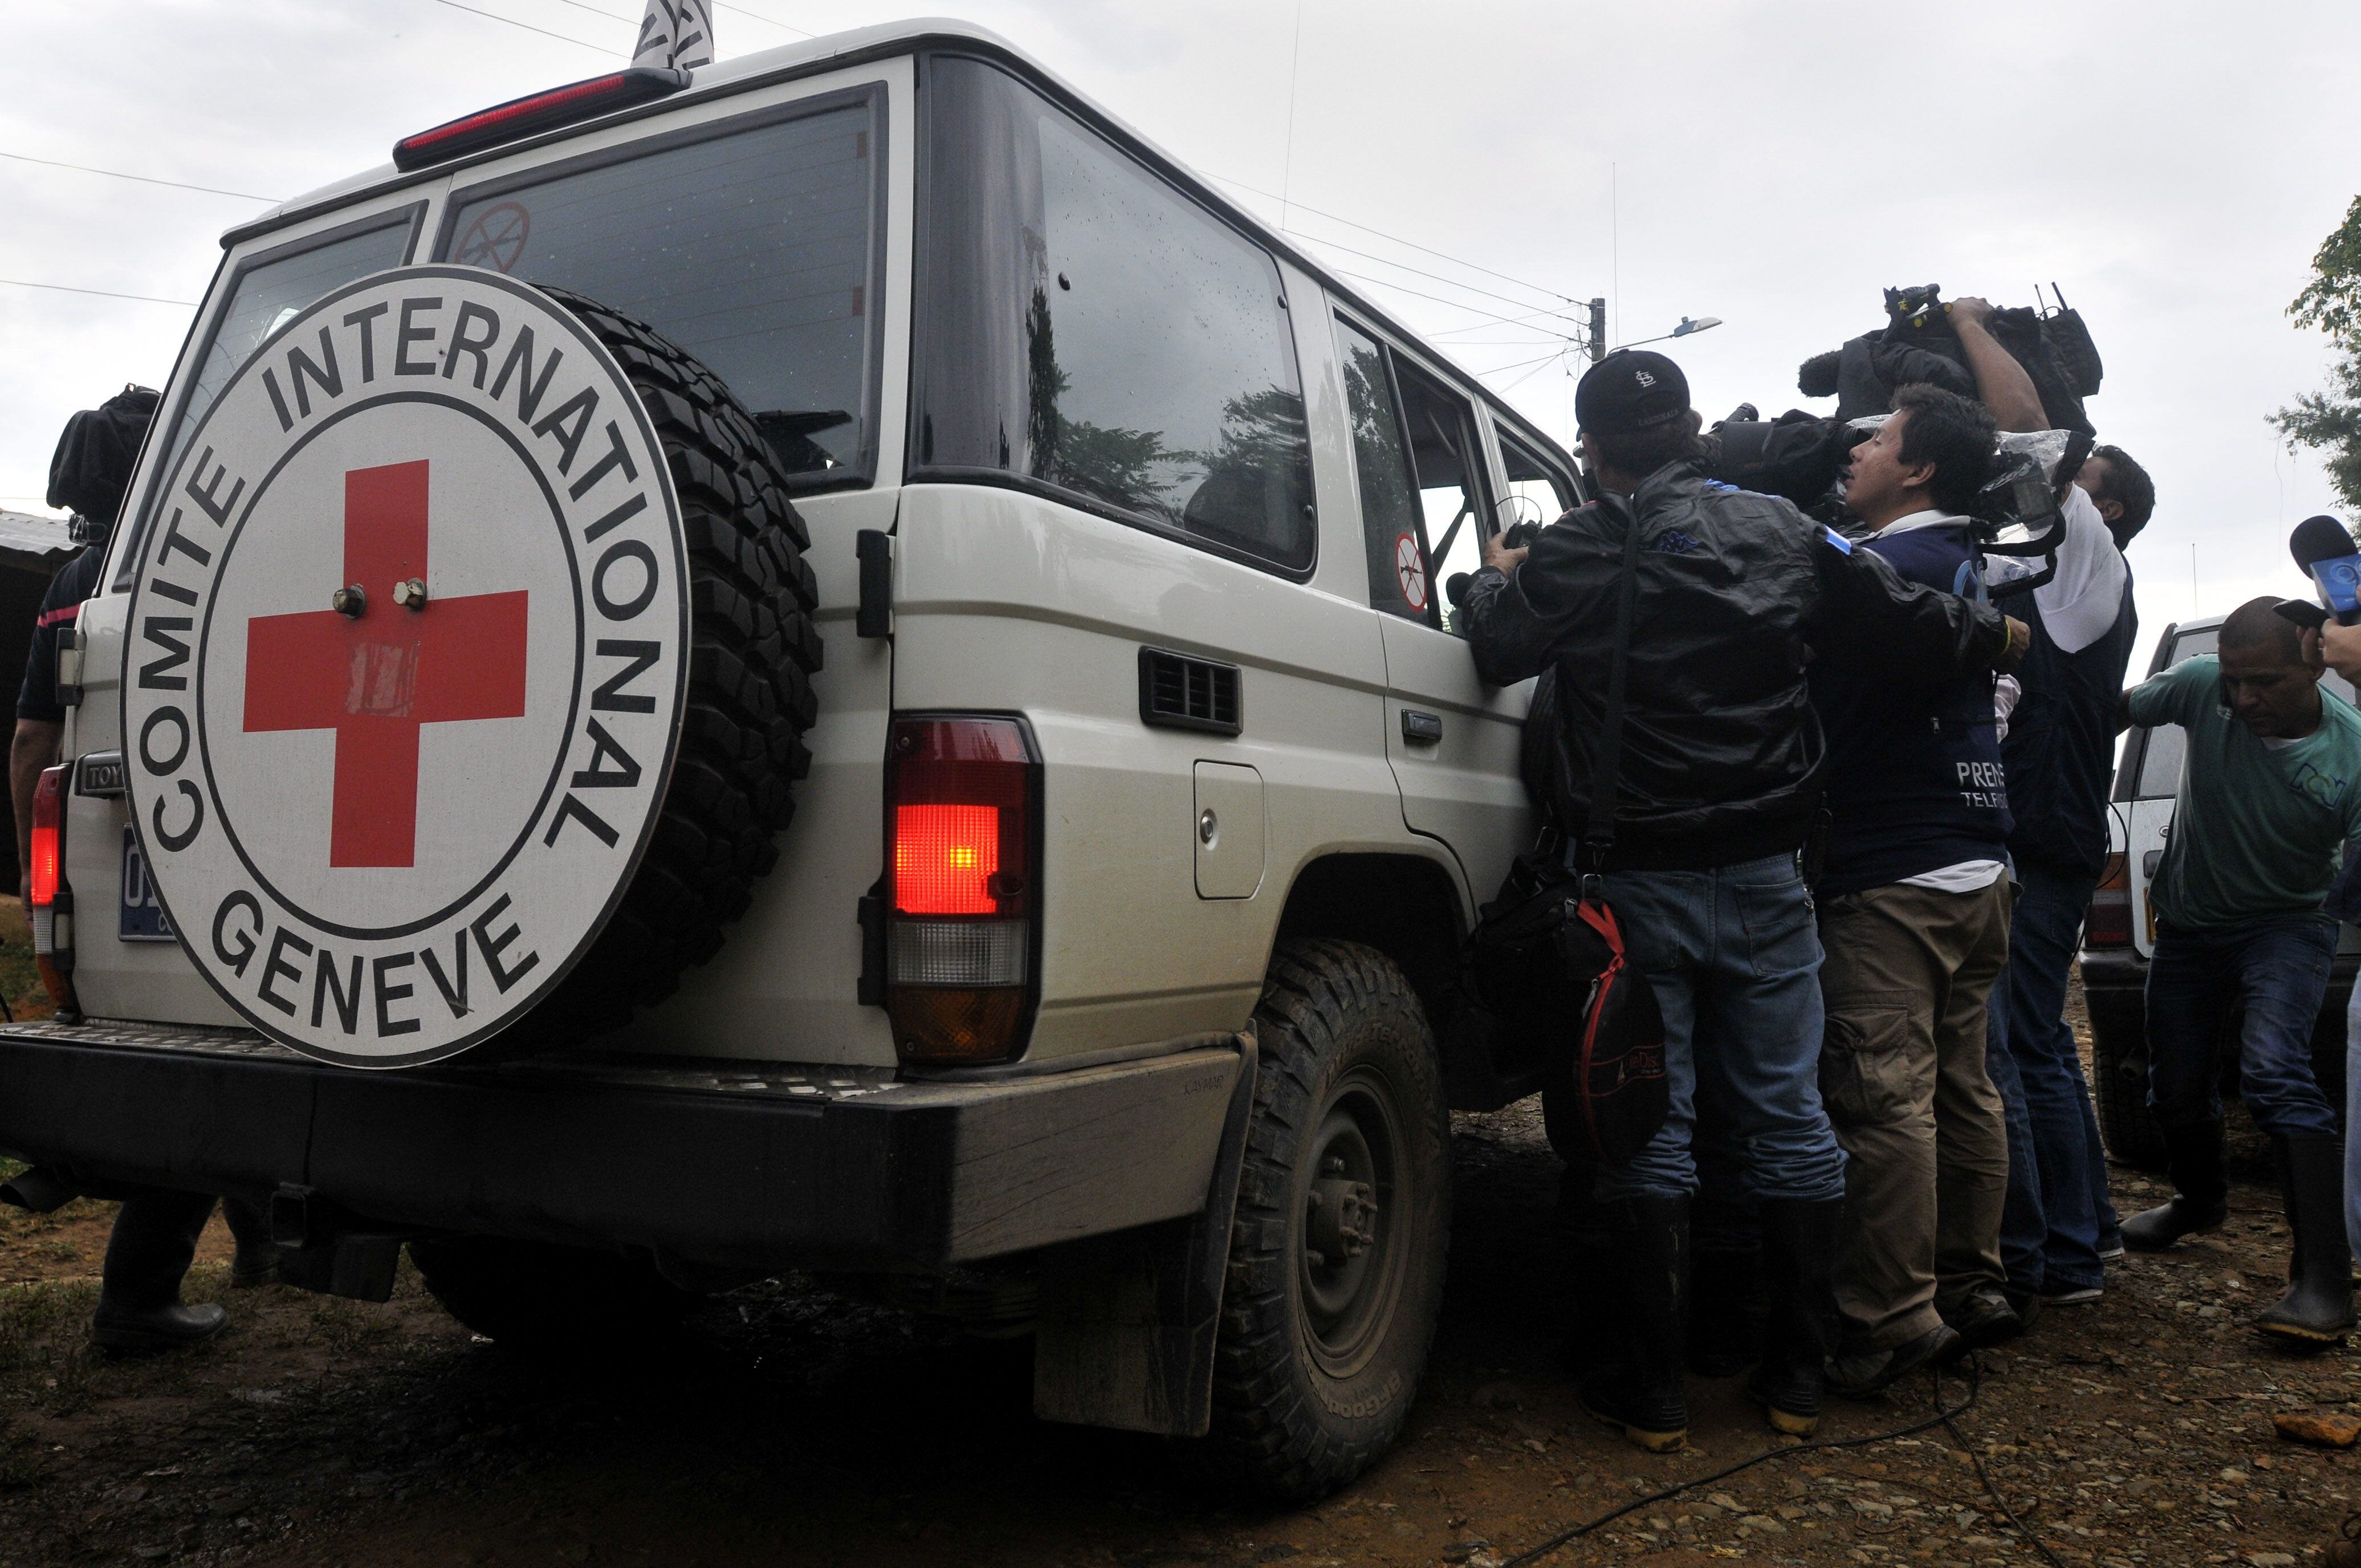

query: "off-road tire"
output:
2090 1000 2167 1171
1203 939 1452 1501
503 287 821 1046
409 1237 698 1350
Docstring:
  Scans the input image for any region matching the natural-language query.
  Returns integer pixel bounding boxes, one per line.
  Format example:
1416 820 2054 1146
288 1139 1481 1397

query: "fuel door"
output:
1193 761 1265 899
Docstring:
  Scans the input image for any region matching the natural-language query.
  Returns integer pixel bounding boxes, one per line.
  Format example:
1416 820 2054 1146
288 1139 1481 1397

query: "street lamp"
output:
1612 315 1723 351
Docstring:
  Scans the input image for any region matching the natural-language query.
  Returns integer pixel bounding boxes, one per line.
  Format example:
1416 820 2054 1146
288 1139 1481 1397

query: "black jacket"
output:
1460 462 2013 870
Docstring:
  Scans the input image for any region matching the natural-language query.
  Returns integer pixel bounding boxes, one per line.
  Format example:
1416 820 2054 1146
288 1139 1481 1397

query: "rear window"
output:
2132 624 2357 798
113 211 419 586
910 57 1315 573
441 94 883 488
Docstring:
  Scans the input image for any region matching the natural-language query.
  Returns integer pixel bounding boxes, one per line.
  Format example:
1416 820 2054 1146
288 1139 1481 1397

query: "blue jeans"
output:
1987 859 2119 1296
1593 853 1849 1205
2146 917 2339 1139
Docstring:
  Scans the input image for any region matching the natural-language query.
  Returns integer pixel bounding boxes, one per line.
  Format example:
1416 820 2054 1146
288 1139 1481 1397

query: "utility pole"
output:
1587 298 1606 361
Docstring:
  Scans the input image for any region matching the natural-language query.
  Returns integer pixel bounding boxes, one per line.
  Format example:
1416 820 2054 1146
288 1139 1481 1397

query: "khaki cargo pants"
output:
1818 878 2014 1351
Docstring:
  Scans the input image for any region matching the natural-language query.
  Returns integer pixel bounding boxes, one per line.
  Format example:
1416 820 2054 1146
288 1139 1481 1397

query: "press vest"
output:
1809 519 2012 897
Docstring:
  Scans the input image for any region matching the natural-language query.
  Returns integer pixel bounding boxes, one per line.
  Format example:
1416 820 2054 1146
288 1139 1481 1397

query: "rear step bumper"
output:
0 1020 1245 1273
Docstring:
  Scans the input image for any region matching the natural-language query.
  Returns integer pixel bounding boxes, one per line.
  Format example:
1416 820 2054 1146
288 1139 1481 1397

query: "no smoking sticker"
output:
452 202 531 275
1394 532 1428 612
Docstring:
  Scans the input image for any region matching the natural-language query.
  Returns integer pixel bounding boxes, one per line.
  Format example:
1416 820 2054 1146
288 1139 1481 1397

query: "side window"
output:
1497 428 1577 533
912 58 1314 571
1336 320 1425 622
1394 362 1491 635
445 98 881 487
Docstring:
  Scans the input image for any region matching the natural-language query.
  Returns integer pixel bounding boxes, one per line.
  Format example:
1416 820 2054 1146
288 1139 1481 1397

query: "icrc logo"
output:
121 267 689 1067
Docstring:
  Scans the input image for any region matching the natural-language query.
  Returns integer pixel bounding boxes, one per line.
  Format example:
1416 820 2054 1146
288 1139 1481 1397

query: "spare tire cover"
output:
123 266 688 1067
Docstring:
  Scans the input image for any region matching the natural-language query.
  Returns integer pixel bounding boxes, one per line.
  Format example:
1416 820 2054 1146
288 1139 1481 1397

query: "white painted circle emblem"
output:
121 266 688 1067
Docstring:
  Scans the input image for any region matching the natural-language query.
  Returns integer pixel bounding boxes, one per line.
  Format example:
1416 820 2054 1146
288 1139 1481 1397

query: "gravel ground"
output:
0 998 2355 1568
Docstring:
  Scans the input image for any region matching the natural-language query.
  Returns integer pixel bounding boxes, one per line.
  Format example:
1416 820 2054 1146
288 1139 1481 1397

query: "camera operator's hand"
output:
1481 531 1529 575
1998 615 2032 673
1948 295 1997 333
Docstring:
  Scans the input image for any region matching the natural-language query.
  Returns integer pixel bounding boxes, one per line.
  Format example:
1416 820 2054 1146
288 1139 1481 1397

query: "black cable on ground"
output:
1499 1355 2063 1567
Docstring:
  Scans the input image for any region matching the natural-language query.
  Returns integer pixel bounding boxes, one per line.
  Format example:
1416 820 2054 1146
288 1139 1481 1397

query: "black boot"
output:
2120 1121 2228 1252
1687 1239 1764 1378
1578 1195 1690 1453
93 1190 227 1353
1747 1198 1842 1436
223 1197 280 1288
2257 1137 2356 1345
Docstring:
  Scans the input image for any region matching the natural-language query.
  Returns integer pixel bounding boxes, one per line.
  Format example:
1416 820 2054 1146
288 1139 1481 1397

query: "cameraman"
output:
1812 385 2021 1393
1462 351 2022 1449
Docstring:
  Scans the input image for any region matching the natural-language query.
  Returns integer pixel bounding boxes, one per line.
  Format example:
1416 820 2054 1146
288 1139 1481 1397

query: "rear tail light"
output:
2085 851 2133 948
885 717 1039 1064
28 763 76 1011
393 68 690 173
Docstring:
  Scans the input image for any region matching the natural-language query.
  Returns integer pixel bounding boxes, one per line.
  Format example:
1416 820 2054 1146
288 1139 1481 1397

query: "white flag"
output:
633 0 714 70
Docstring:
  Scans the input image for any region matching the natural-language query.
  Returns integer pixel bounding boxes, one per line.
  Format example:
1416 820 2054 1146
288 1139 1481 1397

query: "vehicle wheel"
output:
409 1237 698 1350
502 287 822 1048
2089 999 2167 1171
1203 939 1451 1502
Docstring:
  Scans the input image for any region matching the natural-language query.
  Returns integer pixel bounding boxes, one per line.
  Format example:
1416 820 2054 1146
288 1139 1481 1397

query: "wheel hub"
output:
1305 1157 1380 1268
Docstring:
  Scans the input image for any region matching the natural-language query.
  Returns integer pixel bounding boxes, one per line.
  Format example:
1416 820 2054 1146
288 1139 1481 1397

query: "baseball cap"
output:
1575 350 1691 435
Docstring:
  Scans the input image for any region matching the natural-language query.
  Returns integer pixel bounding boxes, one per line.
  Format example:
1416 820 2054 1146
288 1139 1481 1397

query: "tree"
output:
2273 196 2361 510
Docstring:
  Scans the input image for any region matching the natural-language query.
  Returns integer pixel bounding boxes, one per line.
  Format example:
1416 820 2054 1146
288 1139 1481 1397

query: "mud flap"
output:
1031 1028 1259 1436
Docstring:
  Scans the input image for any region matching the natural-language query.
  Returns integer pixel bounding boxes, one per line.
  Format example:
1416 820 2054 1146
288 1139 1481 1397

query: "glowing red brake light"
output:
884 718 1039 1064
895 804 1002 915
27 765 63 911
393 68 690 173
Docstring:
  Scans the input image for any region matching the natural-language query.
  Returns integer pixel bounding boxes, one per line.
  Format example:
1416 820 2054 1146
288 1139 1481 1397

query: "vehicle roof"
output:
221 17 1575 467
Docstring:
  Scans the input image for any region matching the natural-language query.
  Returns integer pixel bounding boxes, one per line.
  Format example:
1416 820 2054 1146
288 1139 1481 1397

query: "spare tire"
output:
122 267 820 1065
504 288 823 1046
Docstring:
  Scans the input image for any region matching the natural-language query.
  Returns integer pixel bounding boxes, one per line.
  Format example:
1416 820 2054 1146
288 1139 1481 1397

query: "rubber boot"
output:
224 1197 280 1288
1746 1197 1841 1437
1577 1195 1690 1453
92 1190 227 1353
2257 1137 2356 1345
1686 1239 1764 1378
2120 1121 2228 1252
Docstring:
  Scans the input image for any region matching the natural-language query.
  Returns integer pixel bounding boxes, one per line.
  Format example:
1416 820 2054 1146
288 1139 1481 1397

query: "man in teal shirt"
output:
2116 597 2361 1342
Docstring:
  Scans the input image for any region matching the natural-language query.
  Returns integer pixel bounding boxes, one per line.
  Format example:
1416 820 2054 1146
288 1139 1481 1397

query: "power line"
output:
545 0 637 26
1287 231 1587 335
1207 170 1586 307
0 278 196 307
425 0 612 52
717 2 816 38
1328 268 1575 337
0 151 280 203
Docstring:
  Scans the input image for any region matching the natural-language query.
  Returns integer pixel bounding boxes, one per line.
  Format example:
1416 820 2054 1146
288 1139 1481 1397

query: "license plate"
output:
119 826 176 942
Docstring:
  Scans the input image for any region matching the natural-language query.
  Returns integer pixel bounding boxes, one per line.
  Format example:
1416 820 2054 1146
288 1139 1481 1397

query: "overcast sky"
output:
5 0 2357 669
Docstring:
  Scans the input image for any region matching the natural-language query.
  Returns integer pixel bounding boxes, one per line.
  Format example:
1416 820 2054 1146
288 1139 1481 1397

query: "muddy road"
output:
3 1086 2359 1566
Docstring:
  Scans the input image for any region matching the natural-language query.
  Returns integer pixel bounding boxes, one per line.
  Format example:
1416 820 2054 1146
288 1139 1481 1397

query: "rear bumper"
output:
0 1020 1245 1273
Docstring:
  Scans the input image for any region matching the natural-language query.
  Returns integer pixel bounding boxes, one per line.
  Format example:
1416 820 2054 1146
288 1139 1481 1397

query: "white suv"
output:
0 21 1580 1498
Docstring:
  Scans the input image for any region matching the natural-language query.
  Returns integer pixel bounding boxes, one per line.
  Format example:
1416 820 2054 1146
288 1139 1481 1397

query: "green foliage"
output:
2278 196 2361 511
2292 196 2361 341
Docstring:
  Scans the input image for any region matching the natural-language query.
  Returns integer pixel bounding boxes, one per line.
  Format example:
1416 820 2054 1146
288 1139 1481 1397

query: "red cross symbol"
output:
243 460 530 868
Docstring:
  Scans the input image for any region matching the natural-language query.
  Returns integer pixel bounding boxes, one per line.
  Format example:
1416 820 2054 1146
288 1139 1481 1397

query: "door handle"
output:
1401 710 1443 746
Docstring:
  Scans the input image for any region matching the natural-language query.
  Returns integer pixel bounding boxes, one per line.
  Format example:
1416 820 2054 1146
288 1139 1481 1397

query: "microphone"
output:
2291 514 2361 626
